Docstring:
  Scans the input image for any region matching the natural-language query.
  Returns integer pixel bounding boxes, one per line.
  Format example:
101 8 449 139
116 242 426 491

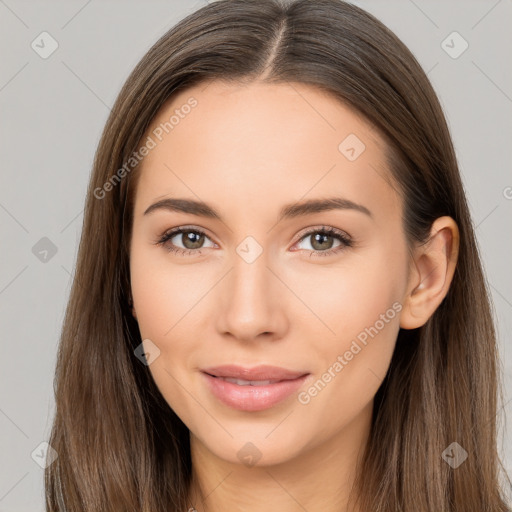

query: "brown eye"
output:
178 230 205 249
294 227 353 257
155 227 215 256
309 232 336 251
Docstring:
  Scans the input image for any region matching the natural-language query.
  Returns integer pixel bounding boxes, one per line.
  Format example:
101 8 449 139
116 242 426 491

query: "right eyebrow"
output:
143 198 221 220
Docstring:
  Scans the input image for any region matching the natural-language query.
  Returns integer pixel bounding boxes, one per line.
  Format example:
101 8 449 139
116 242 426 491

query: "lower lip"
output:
201 372 309 412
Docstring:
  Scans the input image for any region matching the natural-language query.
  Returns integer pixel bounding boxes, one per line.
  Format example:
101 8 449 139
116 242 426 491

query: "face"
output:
129 80 411 466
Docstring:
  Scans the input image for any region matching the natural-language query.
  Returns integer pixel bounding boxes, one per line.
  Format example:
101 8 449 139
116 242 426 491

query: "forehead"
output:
133 80 401 224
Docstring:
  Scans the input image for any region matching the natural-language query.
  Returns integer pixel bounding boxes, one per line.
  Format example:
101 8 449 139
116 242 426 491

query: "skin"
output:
129 80 459 512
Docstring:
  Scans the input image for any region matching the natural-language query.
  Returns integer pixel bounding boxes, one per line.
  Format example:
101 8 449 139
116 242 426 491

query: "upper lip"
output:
201 364 309 381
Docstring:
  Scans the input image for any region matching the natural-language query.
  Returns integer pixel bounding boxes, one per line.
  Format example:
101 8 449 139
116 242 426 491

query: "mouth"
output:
200 365 310 412
206 376 287 386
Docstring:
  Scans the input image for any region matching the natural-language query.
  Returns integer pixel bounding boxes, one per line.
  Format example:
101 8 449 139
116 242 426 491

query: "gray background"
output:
1 0 511 510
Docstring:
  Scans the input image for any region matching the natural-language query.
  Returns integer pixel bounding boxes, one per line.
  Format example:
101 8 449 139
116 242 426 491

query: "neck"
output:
187 402 372 512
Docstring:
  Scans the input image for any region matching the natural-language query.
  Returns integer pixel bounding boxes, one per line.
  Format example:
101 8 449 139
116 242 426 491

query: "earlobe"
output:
400 216 460 330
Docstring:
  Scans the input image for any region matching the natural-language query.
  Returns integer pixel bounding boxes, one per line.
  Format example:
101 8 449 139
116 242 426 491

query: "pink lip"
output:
201 364 308 381
200 365 310 412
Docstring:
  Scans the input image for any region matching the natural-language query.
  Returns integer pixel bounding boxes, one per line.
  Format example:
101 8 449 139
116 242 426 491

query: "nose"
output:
215 249 289 343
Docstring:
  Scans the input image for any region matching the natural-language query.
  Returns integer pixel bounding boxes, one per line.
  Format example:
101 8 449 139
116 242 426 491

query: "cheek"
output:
129 244 203 421
130 240 207 341
294 286 401 442
129 242 217 412
282 244 405 344
291 243 406 422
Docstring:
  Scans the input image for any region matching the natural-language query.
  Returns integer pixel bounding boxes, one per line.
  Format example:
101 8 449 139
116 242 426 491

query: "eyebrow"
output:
143 196 373 222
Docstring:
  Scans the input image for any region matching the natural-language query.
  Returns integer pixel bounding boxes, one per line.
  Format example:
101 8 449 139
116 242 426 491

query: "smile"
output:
201 372 310 411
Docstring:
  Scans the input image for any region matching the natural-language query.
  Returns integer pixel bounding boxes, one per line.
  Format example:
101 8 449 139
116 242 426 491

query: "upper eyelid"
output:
162 225 216 243
295 225 350 240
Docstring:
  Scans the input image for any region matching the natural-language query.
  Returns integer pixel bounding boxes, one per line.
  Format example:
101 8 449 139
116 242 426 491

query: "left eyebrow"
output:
277 197 373 221
143 196 373 222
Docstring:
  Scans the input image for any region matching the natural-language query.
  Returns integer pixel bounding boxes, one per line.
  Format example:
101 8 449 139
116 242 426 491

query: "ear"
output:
128 293 137 320
400 216 460 330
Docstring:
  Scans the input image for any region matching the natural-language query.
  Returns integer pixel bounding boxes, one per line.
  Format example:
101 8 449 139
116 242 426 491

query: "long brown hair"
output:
45 0 511 510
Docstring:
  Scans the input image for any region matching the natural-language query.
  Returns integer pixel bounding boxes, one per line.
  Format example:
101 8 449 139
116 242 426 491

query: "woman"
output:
45 0 511 510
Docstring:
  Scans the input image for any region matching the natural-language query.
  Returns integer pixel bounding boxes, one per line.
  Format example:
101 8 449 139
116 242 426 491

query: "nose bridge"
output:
216 241 286 340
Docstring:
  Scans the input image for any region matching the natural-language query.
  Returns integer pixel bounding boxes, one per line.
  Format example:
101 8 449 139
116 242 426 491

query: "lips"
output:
201 364 308 382
200 365 311 411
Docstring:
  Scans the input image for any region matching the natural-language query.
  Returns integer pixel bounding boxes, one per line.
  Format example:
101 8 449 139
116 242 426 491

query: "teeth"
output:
221 377 280 386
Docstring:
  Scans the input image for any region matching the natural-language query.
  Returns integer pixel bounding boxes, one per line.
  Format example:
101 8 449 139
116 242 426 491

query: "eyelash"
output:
154 225 353 258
